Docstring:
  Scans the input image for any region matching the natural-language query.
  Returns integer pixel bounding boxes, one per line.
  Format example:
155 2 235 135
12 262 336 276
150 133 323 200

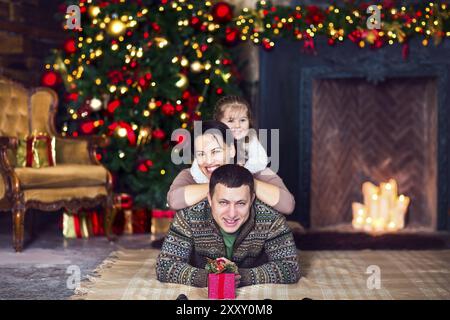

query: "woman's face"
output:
220 107 250 140
194 133 235 179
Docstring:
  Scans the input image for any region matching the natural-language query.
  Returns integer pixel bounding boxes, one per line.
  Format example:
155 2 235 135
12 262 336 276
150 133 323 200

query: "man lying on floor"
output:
156 164 300 287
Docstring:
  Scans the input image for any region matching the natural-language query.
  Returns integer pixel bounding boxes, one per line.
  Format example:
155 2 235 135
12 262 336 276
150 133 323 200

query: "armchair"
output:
0 76 115 252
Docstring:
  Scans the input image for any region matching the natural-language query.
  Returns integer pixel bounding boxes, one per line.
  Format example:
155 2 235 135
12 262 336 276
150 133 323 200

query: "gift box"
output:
16 133 55 168
208 273 236 300
112 194 151 234
62 209 104 238
151 209 175 235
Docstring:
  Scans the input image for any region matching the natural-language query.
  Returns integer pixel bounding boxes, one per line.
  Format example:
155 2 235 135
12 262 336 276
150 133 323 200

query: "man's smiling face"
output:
208 183 254 233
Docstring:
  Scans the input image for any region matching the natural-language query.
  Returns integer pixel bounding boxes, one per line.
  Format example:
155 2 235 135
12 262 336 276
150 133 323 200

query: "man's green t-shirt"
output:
220 228 239 259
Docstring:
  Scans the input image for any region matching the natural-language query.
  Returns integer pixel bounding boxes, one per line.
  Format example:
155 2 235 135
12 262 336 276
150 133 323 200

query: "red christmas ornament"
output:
107 100 121 113
67 92 79 101
64 39 77 54
133 96 140 104
190 16 202 29
108 121 136 145
211 2 233 23
137 163 148 172
146 160 154 167
305 5 325 25
262 38 273 51
327 38 335 46
216 88 223 95
225 27 240 45
161 103 175 116
152 128 166 140
107 70 124 84
138 77 147 87
81 121 96 134
41 71 59 87
152 22 161 32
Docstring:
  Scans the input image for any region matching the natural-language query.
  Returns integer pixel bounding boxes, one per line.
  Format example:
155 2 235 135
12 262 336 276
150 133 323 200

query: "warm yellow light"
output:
108 19 126 36
117 128 128 137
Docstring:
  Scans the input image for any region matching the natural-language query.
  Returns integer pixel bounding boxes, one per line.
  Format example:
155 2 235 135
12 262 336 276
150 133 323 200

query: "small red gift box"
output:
208 273 236 300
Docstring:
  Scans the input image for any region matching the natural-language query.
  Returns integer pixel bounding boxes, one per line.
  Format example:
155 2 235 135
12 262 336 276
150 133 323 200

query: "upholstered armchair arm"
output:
0 136 18 151
0 136 20 202
55 135 110 165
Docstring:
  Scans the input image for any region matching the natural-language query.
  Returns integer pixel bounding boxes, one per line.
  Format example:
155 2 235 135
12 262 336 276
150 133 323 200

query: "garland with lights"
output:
43 0 450 208
236 1 450 54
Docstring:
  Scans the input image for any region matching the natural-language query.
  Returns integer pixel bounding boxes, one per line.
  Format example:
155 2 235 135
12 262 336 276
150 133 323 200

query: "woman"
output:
167 121 295 215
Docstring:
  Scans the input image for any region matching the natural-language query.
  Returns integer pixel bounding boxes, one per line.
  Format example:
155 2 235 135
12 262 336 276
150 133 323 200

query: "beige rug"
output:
72 249 450 300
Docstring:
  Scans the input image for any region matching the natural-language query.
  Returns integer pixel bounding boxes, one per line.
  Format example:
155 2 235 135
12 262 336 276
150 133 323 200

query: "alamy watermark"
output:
366 265 381 289
66 5 81 30
66 265 81 291
171 121 280 174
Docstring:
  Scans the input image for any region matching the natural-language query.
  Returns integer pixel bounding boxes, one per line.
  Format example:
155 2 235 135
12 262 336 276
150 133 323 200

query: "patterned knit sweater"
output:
156 199 300 287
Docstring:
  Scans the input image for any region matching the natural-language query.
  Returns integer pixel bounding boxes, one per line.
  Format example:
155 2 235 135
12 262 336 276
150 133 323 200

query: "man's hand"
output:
235 274 241 288
217 257 240 287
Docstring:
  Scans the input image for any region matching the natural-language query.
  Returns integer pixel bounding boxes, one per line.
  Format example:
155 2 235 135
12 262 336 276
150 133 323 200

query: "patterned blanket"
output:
72 249 450 300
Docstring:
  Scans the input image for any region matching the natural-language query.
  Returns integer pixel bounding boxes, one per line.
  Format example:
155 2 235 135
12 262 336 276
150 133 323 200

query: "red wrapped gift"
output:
62 209 104 238
112 194 151 234
131 208 150 233
208 273 236 300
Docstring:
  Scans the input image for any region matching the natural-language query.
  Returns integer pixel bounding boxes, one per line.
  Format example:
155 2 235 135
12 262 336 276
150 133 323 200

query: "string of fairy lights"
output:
43 0 450 172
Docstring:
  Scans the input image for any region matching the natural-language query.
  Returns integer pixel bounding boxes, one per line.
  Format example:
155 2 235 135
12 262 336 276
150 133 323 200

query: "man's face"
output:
208 183 254 233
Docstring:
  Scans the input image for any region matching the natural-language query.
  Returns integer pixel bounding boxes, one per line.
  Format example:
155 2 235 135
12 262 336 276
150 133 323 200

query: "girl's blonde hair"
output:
213 95 254 128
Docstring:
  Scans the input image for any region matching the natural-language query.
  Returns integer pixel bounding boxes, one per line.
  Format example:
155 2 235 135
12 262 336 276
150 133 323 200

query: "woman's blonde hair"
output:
213 95 254 128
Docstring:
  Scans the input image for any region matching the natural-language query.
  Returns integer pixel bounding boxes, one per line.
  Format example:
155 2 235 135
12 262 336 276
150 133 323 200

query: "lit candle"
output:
352 202 366 229
369 193 379 221
395 194 410 229
379 183 391 225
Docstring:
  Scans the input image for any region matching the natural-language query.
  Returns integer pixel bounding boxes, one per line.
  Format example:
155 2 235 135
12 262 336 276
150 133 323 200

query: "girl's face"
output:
220 106 250 140
194 133 236 179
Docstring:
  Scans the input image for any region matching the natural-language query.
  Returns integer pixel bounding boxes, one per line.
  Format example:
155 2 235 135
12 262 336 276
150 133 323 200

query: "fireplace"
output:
311 77 437 230
258 39 450 231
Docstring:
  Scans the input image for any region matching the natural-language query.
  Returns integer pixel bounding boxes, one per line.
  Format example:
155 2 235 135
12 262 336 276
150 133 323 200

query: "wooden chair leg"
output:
104 204 117 241
12 207 26 252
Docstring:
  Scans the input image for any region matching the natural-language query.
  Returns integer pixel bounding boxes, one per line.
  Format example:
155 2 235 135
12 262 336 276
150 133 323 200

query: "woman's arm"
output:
254 168 296 215
254 179 280 207
183 183 209 207
167 169 208 210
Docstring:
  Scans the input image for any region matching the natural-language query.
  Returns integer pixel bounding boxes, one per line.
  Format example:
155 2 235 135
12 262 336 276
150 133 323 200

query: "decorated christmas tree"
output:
44 0 242 208
43 0 450 209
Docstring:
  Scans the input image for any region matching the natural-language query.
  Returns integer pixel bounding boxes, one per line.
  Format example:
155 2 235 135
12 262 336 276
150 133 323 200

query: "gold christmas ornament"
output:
88 6 101 18
154 37 169 48
137 127 152 146
107 19 127 36
180 56 189 67
175 73 189 90
148 99 157 110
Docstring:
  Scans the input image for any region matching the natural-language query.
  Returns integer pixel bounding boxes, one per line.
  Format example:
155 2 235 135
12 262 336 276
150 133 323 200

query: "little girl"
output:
190 96 268 183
